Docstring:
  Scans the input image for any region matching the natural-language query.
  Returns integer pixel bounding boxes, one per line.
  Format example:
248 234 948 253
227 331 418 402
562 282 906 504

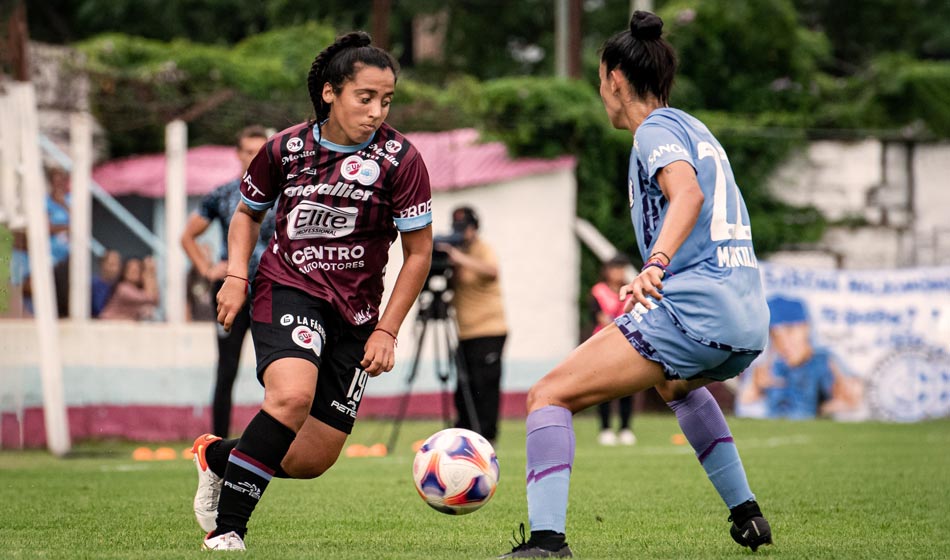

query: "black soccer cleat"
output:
729 500 773 552
498 523 573 558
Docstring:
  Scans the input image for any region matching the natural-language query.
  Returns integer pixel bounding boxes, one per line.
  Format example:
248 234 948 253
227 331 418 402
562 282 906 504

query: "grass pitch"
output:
1 414 948 559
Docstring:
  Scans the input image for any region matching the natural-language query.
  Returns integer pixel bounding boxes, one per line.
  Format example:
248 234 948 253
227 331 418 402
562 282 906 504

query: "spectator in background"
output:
98 256 159 321
46 166 71 266
8 167 72 317
180 125 272 437
437 206 508 443
590 256 636 446
91 250 122 318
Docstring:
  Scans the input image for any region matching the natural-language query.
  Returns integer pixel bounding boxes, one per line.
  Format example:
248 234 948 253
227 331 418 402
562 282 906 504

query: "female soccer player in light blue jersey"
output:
501 10 772 558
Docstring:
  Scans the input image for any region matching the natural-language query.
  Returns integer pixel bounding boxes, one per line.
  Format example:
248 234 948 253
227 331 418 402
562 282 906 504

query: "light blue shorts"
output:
614 303 760 382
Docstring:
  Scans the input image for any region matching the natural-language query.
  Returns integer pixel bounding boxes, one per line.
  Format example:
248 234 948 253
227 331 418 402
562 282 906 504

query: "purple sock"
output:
668 387 754 508
525 405 575 533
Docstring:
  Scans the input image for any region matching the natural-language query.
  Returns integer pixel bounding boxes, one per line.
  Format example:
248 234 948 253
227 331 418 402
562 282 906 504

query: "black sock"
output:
207 438 292 479
530 530 566 550
213 410 296 538
206 439 237 477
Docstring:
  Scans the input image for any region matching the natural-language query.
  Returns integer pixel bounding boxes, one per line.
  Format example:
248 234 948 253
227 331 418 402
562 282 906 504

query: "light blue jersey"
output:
630 108 768 352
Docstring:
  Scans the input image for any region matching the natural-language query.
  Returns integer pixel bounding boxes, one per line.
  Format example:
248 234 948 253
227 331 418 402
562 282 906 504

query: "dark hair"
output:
235 125 268 148
604 255 631 269
452 206 479 230
600 11 677 105
307 31 399 123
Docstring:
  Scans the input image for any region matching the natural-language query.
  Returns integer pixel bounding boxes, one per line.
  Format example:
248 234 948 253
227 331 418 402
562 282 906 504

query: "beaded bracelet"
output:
642 260 674 277
373 327 398 347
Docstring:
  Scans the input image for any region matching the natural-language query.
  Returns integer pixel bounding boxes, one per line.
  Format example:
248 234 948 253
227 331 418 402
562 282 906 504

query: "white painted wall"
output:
376 168 580 398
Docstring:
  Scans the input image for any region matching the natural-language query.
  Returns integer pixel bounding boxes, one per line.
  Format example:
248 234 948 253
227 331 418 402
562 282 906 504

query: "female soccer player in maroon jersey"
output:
191 31 433 551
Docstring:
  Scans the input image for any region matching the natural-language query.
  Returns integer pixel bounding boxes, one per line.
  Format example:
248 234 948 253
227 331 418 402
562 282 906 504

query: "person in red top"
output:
190 31 433 551
589 256 637 446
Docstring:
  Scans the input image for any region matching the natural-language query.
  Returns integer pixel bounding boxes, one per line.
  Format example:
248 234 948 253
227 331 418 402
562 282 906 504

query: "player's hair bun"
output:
629 10 663 40
339 30 372 48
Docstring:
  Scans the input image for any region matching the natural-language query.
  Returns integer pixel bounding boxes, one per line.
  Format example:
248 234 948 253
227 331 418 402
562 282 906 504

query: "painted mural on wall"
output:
736 264 950 422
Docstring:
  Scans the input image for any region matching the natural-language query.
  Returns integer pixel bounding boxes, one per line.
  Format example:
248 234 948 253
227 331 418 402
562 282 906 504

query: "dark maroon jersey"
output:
241 121 432 326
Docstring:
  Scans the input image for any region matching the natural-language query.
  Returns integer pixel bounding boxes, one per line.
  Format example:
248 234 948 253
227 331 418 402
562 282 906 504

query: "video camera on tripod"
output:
387 211 481 450
430 230 464 282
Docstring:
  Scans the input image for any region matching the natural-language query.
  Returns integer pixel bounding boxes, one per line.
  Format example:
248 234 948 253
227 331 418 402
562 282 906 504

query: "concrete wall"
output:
768 139 950 269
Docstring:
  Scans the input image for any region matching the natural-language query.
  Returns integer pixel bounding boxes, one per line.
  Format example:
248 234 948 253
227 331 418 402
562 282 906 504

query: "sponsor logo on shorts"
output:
287 137 304 153
331 399 358 419
385 140 402 154
291 325 323 357
286 201 357 239
280 313 294 326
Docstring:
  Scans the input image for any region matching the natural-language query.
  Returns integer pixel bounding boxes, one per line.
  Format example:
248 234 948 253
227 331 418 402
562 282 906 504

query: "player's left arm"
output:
621 160 704 310
361 225 433 376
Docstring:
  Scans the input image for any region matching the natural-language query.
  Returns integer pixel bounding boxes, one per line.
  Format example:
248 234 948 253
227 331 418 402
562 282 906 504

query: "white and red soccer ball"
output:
412 428 499 515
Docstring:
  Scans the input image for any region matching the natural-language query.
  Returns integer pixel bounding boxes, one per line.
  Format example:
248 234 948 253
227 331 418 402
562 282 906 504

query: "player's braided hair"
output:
307 31 399 123
600 11 676 106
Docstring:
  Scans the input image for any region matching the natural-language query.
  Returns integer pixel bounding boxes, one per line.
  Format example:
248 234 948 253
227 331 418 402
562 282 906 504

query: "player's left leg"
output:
501 324 666 558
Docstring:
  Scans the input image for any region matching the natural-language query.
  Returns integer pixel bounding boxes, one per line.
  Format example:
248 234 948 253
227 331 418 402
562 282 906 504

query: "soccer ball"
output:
412 428 499 515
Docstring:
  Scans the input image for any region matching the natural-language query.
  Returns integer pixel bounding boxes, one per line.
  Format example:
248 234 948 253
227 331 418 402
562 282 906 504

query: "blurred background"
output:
1 0 949 455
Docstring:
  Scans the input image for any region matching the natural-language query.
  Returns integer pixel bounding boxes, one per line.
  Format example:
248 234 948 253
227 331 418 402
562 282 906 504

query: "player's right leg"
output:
500 324 666 558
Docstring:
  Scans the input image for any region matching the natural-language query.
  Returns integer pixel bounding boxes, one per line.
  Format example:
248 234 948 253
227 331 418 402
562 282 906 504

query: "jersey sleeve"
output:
197 187 221 222
636 121 695 181
390 150 433 232
240 145 281 211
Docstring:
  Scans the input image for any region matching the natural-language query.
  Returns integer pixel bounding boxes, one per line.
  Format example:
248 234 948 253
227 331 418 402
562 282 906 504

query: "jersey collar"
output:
312 120 374 153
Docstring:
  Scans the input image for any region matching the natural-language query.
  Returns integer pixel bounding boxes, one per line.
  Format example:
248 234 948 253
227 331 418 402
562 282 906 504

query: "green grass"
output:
2 414 949 559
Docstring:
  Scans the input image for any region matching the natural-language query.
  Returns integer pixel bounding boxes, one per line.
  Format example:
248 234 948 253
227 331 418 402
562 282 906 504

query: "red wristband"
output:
373 327 398 347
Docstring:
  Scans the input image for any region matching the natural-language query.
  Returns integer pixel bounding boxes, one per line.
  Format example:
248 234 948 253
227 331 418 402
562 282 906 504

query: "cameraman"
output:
436 206 508 443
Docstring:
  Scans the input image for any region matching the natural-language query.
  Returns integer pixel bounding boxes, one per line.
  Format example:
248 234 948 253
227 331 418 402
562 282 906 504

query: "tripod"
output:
386 274 480 451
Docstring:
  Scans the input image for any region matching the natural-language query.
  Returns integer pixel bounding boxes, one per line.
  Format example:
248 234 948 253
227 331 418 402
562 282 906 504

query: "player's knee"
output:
265 393 313 422
655 379 690 403
526 378 569 414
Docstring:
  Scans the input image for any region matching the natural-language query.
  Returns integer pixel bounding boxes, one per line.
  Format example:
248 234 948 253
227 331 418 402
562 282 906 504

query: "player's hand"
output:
619 266 665 313
216 276 247 332
361 329 396 376
206 261 228 281
435 243 461 264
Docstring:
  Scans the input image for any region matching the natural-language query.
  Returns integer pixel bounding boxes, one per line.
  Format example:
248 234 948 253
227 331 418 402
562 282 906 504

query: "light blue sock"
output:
525 405 575 533
668 387 754 509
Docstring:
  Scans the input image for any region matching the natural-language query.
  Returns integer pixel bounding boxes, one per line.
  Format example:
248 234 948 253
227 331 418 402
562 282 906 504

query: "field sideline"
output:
2 414 948 559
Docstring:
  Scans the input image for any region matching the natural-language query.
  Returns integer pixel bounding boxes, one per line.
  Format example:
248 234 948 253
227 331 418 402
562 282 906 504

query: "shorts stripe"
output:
229 450 274 481
615 314 662 363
